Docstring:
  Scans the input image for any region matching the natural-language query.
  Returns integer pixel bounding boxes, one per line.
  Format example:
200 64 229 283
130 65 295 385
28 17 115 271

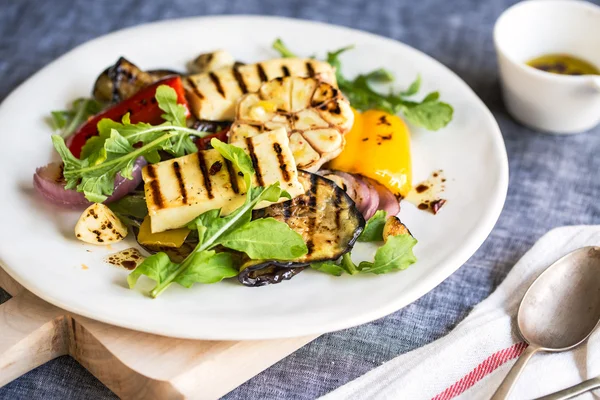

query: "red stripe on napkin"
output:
431 342 528 400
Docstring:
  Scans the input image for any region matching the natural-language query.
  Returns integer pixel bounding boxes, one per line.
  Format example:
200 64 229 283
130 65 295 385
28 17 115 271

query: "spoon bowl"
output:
519 246 600 351
492 246 600 399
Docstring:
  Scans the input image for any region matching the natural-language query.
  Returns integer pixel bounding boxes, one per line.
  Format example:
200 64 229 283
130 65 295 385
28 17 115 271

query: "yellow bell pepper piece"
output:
137 216 190 248
328 109 412 196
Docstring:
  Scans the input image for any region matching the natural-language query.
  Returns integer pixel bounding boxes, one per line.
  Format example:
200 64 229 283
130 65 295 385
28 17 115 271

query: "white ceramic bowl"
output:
494 0 600 134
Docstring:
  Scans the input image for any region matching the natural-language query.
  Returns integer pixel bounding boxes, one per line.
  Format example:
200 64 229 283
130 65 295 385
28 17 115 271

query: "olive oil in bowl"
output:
527 54 599 76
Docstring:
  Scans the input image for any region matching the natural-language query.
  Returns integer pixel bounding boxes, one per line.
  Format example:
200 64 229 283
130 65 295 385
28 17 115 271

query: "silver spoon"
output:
491 246 600 400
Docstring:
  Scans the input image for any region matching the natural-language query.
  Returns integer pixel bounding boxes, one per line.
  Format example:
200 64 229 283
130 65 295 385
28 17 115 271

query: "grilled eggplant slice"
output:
240 170 365 286
93 58 176 103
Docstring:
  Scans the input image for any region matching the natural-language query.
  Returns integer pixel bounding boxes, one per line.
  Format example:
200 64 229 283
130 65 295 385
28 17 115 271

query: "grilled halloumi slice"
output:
229 77 354 172
188 50 235 74
143 128 305 233
184 58 337 121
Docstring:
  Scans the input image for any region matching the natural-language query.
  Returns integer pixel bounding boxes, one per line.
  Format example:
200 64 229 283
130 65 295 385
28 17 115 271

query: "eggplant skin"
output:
93 58 179 103
239 261 307 287
239 170 365 287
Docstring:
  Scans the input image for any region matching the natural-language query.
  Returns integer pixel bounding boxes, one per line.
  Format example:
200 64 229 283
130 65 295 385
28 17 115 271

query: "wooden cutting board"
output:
0 267 317 399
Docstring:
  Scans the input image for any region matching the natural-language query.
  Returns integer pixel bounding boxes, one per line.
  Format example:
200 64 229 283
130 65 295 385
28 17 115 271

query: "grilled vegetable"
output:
230 77 354 172
184 58 337 121
68 76 189 158
329 109 413 197
143 127 305 233
382 216 411 242
75 203 128 244
367 177 400 216
241 171 365 286
93 58 156 103
137 216 190 248
238 259 306 287
188 50 235 74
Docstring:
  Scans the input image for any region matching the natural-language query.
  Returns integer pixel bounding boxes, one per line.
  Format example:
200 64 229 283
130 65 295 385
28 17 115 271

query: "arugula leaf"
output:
54 128 176 202
210 138 255 190
53 86 204 202
365 68 395 83
401 75 421 97
311 235 417 277
219 218 307 260
358 210 387 242
358 234 417 274
341 252 361 275
310 261 345 276
108 191 148 220
173 251 238 287
156 86 198 155
156 85 187 126
400 99 454 131
50 98 103 139
272 38 298 58
127 252 178 289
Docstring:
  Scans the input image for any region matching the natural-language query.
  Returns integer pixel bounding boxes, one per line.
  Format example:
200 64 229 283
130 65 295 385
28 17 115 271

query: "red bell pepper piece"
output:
195 127 230 150
67 75 189 158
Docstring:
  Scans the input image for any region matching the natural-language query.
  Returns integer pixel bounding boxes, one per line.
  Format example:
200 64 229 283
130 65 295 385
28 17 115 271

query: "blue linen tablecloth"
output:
1 0 599 398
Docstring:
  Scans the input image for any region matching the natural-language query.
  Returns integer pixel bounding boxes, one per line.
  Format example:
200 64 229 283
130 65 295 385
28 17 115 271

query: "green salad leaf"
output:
50 98 103 139
358 210 387 242
219 218 307 260
128 140 308 298
274 39 453 131
358 234 418 274
108 191 148 227
52 85 204 202
310 235 417 276
310 260 345 276
173 251 238 287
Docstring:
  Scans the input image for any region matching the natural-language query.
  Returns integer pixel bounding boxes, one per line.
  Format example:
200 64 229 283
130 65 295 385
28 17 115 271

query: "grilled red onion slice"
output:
33 157 146 209
318 170 381 219
366 178 401 216
356 176 380 220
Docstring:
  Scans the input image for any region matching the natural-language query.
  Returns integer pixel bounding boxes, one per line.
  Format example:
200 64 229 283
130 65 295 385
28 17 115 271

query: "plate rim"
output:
0 14 509 340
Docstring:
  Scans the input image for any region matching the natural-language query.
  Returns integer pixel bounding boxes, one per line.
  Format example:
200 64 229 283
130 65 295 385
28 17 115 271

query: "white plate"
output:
0 16 508 340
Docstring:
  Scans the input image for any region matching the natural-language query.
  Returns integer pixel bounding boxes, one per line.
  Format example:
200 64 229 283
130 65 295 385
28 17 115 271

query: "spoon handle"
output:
535 376 600 400
490 345 539 400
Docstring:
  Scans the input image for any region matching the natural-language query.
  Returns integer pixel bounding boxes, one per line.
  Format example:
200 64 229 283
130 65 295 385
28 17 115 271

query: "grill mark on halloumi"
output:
145 164 166 210
257 63 268 82
172 161 187 204
233 66 248 94
273 142 290 182
186 77 205 99
209 72 225 98
306 61 315 77
245 137 264 187
146 164 157 178
224 159 240 194
197 151 214 199
149 180 164 209
306 173 319 255
281 65 291 77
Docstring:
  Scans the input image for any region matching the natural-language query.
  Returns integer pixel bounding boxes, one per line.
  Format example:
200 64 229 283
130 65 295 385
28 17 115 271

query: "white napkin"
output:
321 226 600 400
